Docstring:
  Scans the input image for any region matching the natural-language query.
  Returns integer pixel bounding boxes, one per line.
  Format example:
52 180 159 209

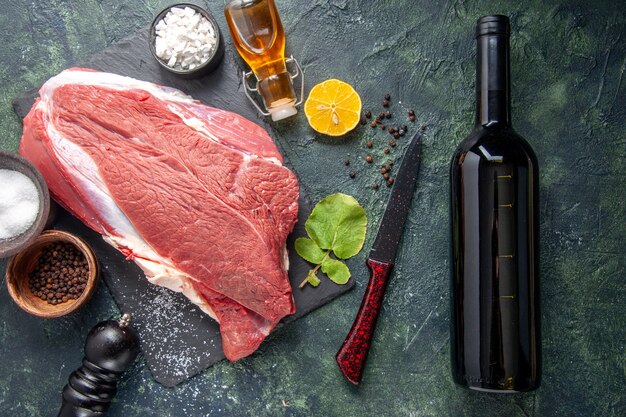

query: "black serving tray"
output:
13 29 355 387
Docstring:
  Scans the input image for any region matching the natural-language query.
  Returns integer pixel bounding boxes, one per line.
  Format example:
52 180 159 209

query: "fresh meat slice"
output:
20 68 299 361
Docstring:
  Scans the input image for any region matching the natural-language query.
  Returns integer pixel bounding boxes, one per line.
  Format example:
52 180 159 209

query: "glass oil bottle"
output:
224 0 303 121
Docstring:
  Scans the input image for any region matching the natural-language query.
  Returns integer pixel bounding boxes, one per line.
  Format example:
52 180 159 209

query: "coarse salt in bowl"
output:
0 169 40 240
0 151 50 259
149 3 224 78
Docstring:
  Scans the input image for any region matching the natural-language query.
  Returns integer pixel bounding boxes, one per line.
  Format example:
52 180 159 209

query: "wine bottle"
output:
449 15 540 393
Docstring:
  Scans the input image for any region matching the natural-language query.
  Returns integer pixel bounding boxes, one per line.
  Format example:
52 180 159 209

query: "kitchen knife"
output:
336 131 423 385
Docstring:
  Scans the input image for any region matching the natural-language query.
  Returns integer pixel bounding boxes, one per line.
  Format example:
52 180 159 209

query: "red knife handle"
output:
336 258 393 384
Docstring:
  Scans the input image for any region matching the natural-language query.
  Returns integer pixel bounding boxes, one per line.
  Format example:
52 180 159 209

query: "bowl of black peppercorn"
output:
5 230 99 318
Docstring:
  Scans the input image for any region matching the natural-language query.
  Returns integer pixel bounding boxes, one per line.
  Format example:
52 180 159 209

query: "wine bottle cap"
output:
476 15 510 37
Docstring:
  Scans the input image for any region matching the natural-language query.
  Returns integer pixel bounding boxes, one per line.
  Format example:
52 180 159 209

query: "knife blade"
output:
336 131 423 384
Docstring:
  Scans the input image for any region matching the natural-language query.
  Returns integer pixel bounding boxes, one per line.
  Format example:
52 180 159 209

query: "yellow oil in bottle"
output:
225 0 298 121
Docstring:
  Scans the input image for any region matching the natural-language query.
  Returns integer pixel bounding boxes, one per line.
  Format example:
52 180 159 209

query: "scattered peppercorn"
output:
387 177 395 186
372 183 380 190
28 242 89 305
408 109 415 116
375 117 383 124
366 154 373 163
398 129 406 137
349 171 356 179
378 112 385 119
389 127 396 134
409 114 416 122
383 99 390 107
383 147 390 154
420 124 428 131
385 111 392 119
360 116 367 125
370 121 377 128
381 124 386 130
366 140 373 148
393 132 400 139
365 110 372 119
383 173 390 180
402 124 408 132
389 139 397 147
344 159 350 166
384 93 391 101
380 167 388 174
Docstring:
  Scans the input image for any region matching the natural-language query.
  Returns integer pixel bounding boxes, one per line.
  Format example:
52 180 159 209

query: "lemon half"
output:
304 79 362 136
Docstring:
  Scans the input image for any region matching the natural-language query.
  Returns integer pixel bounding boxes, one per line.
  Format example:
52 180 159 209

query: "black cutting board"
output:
13 29 355 387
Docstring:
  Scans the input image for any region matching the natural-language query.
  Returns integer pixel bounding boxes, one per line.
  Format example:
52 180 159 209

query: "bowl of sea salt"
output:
149 3 224 78
0 151 50 258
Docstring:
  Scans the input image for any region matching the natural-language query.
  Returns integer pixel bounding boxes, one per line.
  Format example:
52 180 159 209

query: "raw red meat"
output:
20 68 299 361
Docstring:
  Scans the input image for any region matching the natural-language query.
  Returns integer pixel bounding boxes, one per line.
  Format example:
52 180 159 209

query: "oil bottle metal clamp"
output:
242 56 304 117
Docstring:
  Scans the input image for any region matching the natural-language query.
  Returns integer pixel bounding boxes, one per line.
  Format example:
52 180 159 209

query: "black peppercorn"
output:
393 132 400 139
28 242 89 305
360 116 367 125
398 129 405 137
383 147 390 154
366 155 373 163
384 93 391 101
409 114 416 122
385 111 392 119
389 139 397 147
366 140 373 148
349 171 356 178
365 110 372 119
344 159 350 166
370 121 377 128
380 124 386 130
372 183 380 190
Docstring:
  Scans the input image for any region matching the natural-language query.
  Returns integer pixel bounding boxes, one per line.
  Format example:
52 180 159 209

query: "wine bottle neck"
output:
475 18 511 128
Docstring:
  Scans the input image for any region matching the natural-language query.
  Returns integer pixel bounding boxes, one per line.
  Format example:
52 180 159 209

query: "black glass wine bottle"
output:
450 15 540 393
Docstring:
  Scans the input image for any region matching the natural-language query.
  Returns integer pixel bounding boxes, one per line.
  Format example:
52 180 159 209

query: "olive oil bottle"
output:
450 15 540 393
224 0 298 121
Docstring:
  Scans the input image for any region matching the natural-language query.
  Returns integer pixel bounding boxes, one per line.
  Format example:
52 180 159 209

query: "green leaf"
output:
321 258 351 285
307 270 321 287
295 238 327 264
296 193 367 289
305 193 367 259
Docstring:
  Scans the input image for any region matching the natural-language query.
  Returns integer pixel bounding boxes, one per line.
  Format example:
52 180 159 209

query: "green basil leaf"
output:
295 238 327 264
305 193 367 259
321 258 351 285
307 270 321 287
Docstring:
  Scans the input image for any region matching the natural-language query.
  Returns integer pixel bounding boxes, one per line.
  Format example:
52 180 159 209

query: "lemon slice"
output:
304 79 362 136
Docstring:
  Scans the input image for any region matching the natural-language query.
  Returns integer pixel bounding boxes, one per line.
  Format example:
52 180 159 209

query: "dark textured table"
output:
1 1 624 416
